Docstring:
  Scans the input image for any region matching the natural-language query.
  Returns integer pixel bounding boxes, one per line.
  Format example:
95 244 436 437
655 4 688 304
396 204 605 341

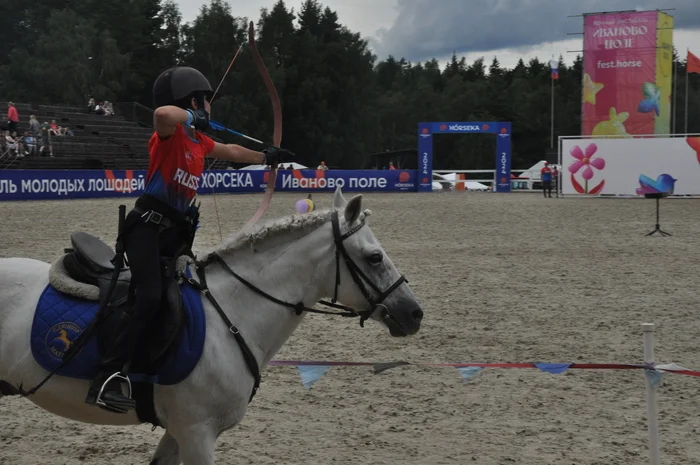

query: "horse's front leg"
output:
149 430 180 465
170 424 217 465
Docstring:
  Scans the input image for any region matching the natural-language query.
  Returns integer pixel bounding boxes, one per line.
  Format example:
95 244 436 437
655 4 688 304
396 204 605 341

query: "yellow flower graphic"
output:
583 73 604 105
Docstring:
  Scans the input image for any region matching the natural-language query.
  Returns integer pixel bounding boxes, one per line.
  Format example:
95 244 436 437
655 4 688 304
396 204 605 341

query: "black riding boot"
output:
85 318 139 413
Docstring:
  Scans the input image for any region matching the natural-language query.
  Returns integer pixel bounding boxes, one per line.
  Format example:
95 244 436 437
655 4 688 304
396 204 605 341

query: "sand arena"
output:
1 191 699 464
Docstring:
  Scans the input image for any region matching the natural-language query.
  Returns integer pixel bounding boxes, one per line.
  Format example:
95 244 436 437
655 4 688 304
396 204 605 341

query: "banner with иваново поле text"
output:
0 169 419 201
582 11 673 136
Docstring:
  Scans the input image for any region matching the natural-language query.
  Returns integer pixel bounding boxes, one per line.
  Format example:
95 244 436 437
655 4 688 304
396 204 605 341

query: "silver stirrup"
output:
95 372 133 407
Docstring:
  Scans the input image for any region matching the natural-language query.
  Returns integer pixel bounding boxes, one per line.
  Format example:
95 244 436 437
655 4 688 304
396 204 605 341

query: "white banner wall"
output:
560 137 700 196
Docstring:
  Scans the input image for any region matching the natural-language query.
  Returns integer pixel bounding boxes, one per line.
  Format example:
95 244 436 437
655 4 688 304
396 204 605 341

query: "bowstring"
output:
208 41 246 245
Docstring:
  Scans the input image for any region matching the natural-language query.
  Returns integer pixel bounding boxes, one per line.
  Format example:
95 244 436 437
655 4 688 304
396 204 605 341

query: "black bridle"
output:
329 210 408 324
185 210 408 402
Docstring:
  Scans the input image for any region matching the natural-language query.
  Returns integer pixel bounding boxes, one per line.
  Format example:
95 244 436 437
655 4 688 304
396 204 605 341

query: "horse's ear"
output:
345 194 363 224
333 185 347 209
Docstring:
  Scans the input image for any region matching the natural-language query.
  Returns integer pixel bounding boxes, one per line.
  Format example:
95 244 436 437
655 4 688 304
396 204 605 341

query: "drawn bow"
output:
243 21 283 229
210 21 284 229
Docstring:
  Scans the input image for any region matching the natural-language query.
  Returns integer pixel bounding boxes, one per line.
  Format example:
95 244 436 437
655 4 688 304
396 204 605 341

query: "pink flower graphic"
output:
569 143 605 180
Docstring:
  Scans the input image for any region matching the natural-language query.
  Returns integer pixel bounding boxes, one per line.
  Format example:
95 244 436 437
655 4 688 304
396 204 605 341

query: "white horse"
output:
0 187 423 464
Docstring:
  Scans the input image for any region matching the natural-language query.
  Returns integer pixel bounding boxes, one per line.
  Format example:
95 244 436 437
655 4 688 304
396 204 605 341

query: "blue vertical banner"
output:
495 122 512 193
417 121 512 192
417 123 433 192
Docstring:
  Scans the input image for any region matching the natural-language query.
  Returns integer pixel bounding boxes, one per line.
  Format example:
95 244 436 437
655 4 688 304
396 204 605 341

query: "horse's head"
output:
328 187 423 337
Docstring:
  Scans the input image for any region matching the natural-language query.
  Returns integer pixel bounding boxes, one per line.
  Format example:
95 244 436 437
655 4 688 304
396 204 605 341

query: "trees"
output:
1 0 695 169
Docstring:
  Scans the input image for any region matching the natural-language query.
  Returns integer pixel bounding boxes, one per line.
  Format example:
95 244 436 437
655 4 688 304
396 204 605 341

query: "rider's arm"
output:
153 105 191 138
208 142 265 164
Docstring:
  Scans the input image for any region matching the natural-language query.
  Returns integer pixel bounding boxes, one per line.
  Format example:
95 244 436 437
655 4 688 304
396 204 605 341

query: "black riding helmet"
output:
152 66 213 111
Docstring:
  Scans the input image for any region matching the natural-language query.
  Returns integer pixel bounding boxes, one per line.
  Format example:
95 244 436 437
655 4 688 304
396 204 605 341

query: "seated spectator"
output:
23 131 37 156
5 131 25 157
87 97 96 113
49 119 69 136
389 161 396 170
103 101 114 116
317 161 328 170
94 102 105 115
49 119 60 136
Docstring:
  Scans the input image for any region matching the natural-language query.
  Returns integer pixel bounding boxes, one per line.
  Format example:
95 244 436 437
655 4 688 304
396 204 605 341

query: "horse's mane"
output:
211 208 335 256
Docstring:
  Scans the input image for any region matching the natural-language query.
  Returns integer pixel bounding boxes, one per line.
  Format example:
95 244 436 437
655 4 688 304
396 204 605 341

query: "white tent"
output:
517 160 560 181
239 162 309 170
434 172 489 191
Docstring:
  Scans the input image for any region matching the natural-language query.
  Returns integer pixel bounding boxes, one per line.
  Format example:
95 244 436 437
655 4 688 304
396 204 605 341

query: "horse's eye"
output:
367 251 383 265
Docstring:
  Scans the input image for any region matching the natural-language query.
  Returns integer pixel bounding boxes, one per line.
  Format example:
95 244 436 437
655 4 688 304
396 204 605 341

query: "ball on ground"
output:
295 198 314 214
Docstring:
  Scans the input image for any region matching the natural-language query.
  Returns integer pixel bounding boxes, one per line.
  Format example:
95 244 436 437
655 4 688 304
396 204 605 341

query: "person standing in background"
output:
552 164 560 198
541 162 553 198
29 115 40 137
7 102 19 134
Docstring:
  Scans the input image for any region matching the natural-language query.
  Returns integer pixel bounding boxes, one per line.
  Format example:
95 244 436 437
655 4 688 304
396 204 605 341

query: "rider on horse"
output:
85 66 293 413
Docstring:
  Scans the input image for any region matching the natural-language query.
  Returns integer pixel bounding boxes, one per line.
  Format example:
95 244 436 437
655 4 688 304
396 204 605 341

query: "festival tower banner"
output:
582 11 674 136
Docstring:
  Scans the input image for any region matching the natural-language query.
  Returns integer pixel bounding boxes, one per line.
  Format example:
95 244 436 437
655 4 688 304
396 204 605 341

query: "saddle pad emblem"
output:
45 321 83 360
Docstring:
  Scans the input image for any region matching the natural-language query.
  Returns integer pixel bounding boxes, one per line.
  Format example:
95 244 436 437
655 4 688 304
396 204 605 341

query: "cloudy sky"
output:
175 0 700 69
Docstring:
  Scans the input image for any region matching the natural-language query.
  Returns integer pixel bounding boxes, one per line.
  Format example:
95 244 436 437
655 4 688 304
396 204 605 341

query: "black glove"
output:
187 108 210 131
262 146 294 166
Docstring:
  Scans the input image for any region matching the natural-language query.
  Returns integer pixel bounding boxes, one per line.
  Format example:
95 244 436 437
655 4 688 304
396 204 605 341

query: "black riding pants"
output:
101 210 186 370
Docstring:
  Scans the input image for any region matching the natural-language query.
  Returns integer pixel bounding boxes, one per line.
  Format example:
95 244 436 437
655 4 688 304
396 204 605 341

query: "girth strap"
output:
193 265 261 403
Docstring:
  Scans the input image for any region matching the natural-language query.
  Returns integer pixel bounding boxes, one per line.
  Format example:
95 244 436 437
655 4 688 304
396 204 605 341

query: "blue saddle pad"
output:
30 278 206 385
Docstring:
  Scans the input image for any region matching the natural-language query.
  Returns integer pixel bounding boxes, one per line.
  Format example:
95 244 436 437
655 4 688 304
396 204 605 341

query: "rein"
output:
183 210 407 402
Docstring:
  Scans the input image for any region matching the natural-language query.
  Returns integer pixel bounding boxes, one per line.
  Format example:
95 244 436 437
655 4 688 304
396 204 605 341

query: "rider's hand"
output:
187 108 210 131
262 147 294 166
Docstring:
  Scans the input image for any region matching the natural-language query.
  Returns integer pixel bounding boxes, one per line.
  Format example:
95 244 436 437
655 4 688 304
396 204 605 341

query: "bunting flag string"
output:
266 359 699 390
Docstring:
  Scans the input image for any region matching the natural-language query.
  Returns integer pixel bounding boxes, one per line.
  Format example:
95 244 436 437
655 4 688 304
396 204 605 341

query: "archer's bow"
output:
243 20 283 229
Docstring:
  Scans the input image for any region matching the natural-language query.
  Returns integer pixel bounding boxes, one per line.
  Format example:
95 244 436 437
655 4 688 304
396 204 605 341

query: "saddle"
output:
56 231 187 371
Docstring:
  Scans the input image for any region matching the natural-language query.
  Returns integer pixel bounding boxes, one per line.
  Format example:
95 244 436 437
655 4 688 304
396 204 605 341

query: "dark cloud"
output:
371 0 700 61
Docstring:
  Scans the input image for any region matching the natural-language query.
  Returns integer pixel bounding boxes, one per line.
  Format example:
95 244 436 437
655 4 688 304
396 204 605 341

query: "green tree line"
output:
1 0 698 169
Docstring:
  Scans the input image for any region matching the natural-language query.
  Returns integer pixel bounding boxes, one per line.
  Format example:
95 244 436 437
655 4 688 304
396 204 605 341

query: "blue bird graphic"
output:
636 173 677 195
637 82 661 117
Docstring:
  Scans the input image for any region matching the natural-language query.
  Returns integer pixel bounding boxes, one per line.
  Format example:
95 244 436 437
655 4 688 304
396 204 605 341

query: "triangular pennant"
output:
297 365 330 389
645 368 664 389
656 362 690 372
534 363 572 374
456 366 484 383
373 361 410 374
688 50 700 75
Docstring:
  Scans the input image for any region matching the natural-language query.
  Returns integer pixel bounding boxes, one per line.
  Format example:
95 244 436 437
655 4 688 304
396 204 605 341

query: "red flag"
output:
688 50 700 75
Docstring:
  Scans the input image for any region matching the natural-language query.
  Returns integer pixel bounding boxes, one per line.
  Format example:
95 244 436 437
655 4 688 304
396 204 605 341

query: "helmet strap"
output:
192 92 209 118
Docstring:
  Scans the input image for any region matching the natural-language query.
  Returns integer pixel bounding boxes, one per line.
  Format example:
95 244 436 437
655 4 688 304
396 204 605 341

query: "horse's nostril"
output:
412 309 424 321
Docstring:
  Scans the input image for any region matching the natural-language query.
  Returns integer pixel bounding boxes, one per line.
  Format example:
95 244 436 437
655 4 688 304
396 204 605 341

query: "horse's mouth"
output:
381 309 409 337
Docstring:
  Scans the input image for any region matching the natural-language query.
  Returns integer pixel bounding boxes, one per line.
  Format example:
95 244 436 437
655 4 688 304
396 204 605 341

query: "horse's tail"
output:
0 287 19 397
